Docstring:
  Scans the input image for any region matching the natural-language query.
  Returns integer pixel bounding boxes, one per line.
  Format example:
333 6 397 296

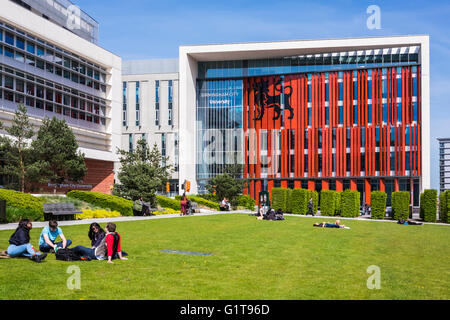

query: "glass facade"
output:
198 47 419 79
196 79 243 192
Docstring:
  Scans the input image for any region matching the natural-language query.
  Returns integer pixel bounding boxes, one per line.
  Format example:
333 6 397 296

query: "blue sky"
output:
75 0 450 190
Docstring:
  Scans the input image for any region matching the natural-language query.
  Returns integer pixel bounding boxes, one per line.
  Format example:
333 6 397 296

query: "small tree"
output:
113 139 172 207
371 191 387 220
0 105 35 192
30 117 87 189
206 173 242 208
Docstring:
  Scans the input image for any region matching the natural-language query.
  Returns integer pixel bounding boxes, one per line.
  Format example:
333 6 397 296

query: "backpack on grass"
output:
55 248 90 262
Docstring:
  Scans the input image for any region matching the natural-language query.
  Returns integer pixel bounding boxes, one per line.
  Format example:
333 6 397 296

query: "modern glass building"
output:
179 36 430 207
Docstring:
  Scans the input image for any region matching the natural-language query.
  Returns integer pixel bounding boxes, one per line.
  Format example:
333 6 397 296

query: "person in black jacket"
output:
306 198 315 216
7 219 47 263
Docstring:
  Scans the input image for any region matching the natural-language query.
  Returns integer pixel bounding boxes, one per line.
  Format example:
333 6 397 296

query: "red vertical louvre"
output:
401 68 406 177
417 66 421 124
321 74 326 128
266 76 274 130
387 125 391 177
350 127 354 176
298 75 304 177
267 180 274 200
417 123 421 175
255 180 261 203
393 68 398 125
308 127 312 178
274 76 283 130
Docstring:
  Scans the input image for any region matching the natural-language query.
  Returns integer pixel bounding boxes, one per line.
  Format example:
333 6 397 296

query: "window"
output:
136 82 140 126
16 37 25 50
26 82 34 95
5 46 14 58
36 46 44 57
15 51 24 63
129 134 133 152
122 82 127 126
5 32 14 46
36 59 44 70
16 79 24 92
4 76 13 89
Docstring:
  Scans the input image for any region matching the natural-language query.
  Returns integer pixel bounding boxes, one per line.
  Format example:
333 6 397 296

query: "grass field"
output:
0 214 449 300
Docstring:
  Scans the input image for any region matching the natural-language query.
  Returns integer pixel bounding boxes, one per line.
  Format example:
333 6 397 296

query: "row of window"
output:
0 88 105 125
0 24 107 92
198 48 420 79
0 67 107 126
122 80 174 127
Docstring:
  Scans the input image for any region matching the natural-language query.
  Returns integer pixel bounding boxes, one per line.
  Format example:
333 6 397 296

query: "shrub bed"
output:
320 190 336 216
271 188 288 212
188 195 220 210
0 189 44 221
76 209 122 220
341 190 360 218
391 191 410 221
370 191 387 220
157 195 181 211
238 194 256 211
422 189 437 222
67 190 133 216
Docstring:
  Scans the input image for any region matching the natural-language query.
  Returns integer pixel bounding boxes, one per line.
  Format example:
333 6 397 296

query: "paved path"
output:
1 209 448 231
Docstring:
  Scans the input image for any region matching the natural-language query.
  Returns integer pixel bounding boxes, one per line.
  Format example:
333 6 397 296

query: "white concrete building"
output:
0 0 122 193
122 59 180 194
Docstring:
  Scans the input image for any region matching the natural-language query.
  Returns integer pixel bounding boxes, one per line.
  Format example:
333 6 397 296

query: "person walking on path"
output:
306 197 315 216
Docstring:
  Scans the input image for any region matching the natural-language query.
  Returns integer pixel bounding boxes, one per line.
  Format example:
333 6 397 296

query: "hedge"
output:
341 189 360 218
391 191 410 221
286 189 293 213
320 190 336 216
289 189 308 214
370 191 387 220
422 189 437 222
439 191 449 223
238 194 256 211
335 192 342 216
188 195 220 210
420 193 425 220
271 188 289 212
157 195 181 211
0 189 44 221
67 190 133 216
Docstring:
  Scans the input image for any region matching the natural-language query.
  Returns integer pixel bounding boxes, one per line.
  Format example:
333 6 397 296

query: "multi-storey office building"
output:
0 0 122 193
438 138 450 193
179 36 430 206
122 59 180 194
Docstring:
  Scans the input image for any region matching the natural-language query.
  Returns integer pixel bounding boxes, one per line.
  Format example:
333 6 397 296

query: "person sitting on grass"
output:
39 220 72 253
72 222 106 260
104 222 128 264
313 220 350 229
6 219 47 263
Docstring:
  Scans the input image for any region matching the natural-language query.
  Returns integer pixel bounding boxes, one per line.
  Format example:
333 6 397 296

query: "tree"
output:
0 105 35 192
30 117 87 188
113 139 172 207
206 173 242 208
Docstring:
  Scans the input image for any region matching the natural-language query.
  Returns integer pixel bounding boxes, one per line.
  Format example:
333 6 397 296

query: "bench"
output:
132 201 157 216
43 203 83 221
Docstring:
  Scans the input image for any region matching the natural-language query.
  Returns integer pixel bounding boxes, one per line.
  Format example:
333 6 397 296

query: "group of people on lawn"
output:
1 219 128 263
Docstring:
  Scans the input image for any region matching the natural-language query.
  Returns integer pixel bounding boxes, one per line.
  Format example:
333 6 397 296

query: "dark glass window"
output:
5 32 14 45
16 37 25 50
5 46 14 58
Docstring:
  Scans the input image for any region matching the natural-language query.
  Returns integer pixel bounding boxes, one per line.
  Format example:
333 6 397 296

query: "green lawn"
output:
0 214 449 300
